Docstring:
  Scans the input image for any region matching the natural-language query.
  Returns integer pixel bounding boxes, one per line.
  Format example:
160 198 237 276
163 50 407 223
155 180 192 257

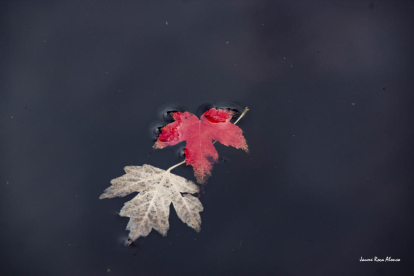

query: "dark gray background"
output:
1 1 413 275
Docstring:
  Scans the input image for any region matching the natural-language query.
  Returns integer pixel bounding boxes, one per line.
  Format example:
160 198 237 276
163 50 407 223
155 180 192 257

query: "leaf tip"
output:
153 141 166 150
195 174 210 185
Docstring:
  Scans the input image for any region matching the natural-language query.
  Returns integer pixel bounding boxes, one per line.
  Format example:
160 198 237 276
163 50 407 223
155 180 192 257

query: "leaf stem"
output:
167 160 186 172
233 106 249 125
167 107 249 172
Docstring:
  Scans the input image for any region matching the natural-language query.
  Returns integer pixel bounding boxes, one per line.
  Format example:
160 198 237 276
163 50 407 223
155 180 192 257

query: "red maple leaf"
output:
154 108 248 184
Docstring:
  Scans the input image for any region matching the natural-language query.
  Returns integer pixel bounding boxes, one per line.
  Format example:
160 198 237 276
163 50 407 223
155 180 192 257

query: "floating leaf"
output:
100 164 203 241
154 108 248 184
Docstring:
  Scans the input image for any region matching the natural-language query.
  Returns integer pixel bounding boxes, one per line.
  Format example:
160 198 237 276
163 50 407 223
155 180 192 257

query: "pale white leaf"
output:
100 164 203 241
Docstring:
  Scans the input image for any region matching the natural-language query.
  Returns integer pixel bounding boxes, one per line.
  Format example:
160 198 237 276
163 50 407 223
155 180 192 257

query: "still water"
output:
1 1 413 275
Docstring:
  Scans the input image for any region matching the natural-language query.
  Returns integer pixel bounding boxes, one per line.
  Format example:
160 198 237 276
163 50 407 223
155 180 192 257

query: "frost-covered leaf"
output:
100 164 203 241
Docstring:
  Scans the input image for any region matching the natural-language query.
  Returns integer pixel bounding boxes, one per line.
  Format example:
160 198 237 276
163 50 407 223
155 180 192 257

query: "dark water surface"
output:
1 1 413 275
